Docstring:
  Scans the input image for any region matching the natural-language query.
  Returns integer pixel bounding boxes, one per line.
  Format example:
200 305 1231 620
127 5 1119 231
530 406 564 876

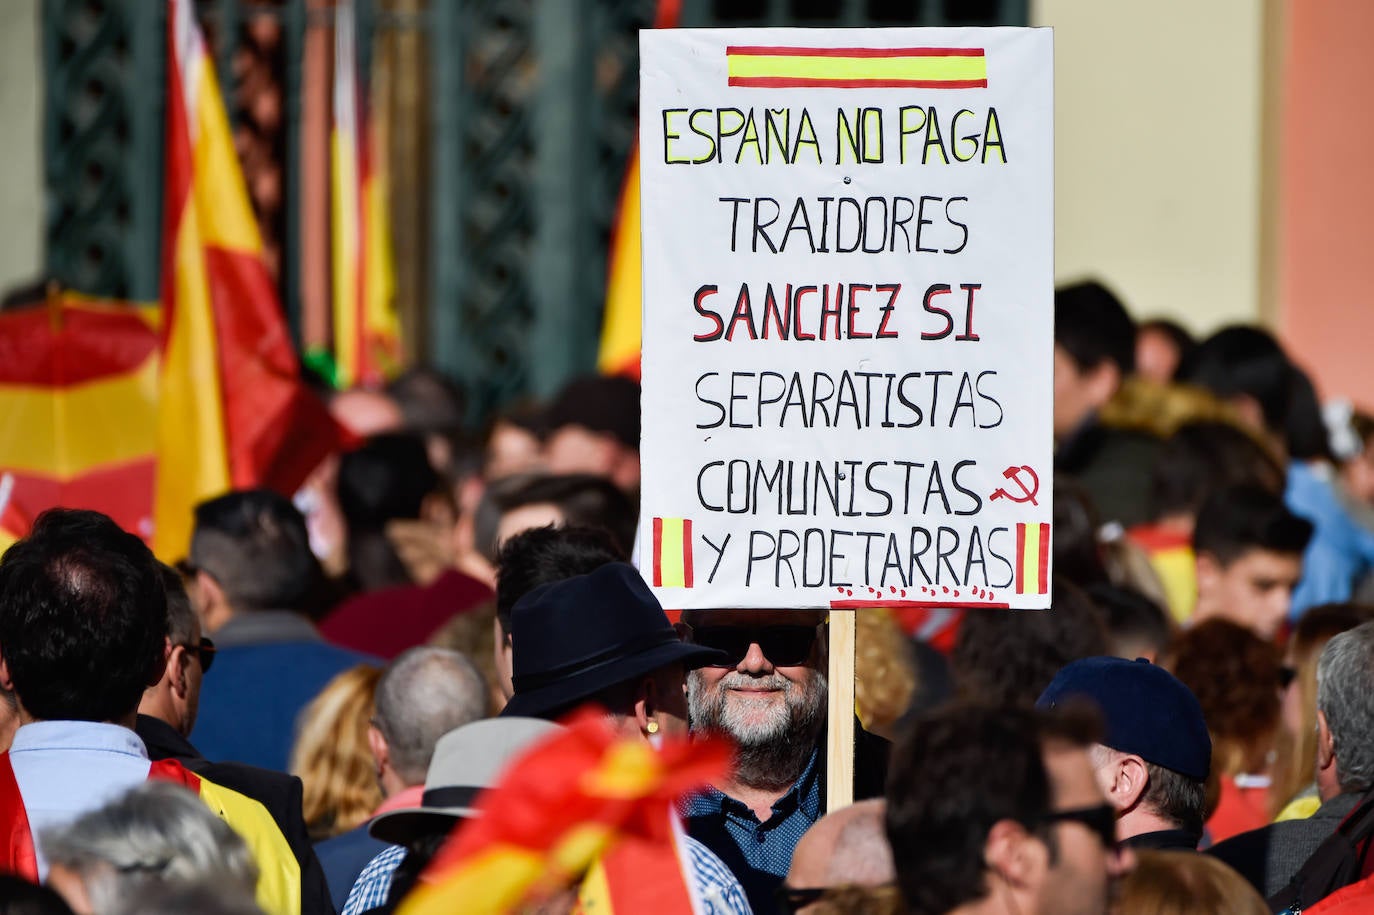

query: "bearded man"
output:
678 609 889 914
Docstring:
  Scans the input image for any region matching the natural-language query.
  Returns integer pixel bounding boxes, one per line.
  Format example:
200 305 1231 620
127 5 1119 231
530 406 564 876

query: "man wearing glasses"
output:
136 565 335 914
886 703 1134 915
678 609 889 915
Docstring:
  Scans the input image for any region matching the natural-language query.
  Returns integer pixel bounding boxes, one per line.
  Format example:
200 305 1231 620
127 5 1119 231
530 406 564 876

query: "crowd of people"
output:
3 280 1374 915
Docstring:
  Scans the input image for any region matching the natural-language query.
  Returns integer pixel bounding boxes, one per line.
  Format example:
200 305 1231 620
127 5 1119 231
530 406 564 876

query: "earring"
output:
645 720 660 735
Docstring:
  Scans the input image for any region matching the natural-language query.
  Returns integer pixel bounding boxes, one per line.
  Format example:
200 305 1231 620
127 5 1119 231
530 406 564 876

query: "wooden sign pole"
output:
826 609 856 812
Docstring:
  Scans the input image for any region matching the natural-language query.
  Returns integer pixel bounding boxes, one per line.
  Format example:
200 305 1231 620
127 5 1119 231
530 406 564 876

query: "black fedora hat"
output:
501 562 726 718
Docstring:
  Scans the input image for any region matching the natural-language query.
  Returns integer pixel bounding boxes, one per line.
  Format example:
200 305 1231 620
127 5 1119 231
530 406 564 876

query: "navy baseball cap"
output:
1036 656 1211 781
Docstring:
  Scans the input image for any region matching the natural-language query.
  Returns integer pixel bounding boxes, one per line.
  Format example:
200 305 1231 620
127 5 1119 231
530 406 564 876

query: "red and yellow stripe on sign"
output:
652 518 694 589
1015 522 1050 595
725 46 987 90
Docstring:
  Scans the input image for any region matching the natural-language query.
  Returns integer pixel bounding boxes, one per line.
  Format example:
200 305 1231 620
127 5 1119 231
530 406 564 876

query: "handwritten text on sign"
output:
639 30 1054 610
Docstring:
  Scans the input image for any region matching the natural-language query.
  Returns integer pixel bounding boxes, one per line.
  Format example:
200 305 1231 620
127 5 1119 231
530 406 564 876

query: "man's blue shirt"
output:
680 748 821 915
192 610 379 771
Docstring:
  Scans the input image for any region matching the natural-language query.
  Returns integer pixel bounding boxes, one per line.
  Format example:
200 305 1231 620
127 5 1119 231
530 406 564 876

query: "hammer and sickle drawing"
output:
989 465 1040 505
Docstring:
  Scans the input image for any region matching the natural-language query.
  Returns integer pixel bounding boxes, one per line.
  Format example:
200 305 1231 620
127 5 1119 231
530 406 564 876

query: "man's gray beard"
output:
688 667 828 792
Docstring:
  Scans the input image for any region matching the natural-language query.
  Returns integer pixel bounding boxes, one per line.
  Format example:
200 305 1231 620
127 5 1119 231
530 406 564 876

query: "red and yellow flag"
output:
158 0 342 559
576 814 703 915
398 710 727 915
331 0 399 389
725 45 987 89
596 0 681 381
597 147 643 380
0 295 160 551
652 516 694 589
1015 522 1051 596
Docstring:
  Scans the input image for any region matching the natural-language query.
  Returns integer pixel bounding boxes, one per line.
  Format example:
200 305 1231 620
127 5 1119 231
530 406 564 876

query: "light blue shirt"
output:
341 843 404 915
9 721 152 878
1286 462 1374 618
687 833 755 914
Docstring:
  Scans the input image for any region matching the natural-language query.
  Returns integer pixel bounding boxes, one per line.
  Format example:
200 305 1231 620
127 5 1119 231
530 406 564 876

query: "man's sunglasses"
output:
180 636 216 674
688 625 818 667
1039 803 1119 851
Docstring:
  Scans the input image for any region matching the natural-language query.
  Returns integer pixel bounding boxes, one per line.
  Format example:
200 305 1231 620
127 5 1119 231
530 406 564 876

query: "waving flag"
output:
576 815 705 915
596 0 681 381
331 0 400 389
598 148 644 380
0 295 159 550
158 0 342 559
398 711 727 915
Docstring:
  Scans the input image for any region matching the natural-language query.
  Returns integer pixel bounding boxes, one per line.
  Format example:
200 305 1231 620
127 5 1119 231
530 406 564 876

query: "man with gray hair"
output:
1036 657 1211 851
678 609 890 915
315 646 489 911
1210 620 1374 895
43 781 259 915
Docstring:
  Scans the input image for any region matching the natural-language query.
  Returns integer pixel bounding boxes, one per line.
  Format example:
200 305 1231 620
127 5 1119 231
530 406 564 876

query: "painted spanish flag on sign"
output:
725 45 987 90
1015 522 1051 596
652 517 694 589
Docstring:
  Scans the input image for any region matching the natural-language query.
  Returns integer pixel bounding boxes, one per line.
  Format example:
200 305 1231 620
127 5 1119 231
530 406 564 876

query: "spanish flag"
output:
1015 522 1051 596
597 147 643 380
576 815 703 914
398 711 727 915
595 0 681 381
331 0 400 389
725 45 987 89
652 517 694 589
158 0 342 559
0 295 161 551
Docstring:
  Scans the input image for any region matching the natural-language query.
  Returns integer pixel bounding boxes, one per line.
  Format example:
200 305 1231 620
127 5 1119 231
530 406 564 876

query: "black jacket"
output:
1125 828 1200 851
135 714 336 915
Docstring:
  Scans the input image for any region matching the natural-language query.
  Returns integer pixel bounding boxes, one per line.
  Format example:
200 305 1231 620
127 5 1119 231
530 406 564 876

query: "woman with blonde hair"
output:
1270 603 1374 819
289 663 384 840
854 608 917 741
1113 850 1267 915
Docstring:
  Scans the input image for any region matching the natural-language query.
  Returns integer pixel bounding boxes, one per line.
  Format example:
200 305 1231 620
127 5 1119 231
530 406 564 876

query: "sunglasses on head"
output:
1039 803 1118 851
180 636 216 674
689 625 818 667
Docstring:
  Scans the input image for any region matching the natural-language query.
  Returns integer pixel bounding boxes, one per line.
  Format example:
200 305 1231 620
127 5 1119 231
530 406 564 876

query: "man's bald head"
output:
786 799 894 889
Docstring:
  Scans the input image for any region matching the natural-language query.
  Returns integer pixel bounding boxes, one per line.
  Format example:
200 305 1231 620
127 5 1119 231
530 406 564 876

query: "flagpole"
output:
826 609 856 813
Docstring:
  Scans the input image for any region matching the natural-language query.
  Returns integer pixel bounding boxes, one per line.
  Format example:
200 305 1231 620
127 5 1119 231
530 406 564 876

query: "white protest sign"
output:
639 28 1053 610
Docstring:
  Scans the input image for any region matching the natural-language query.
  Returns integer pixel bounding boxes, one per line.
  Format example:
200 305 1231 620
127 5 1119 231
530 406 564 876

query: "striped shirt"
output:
341 843 404 915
